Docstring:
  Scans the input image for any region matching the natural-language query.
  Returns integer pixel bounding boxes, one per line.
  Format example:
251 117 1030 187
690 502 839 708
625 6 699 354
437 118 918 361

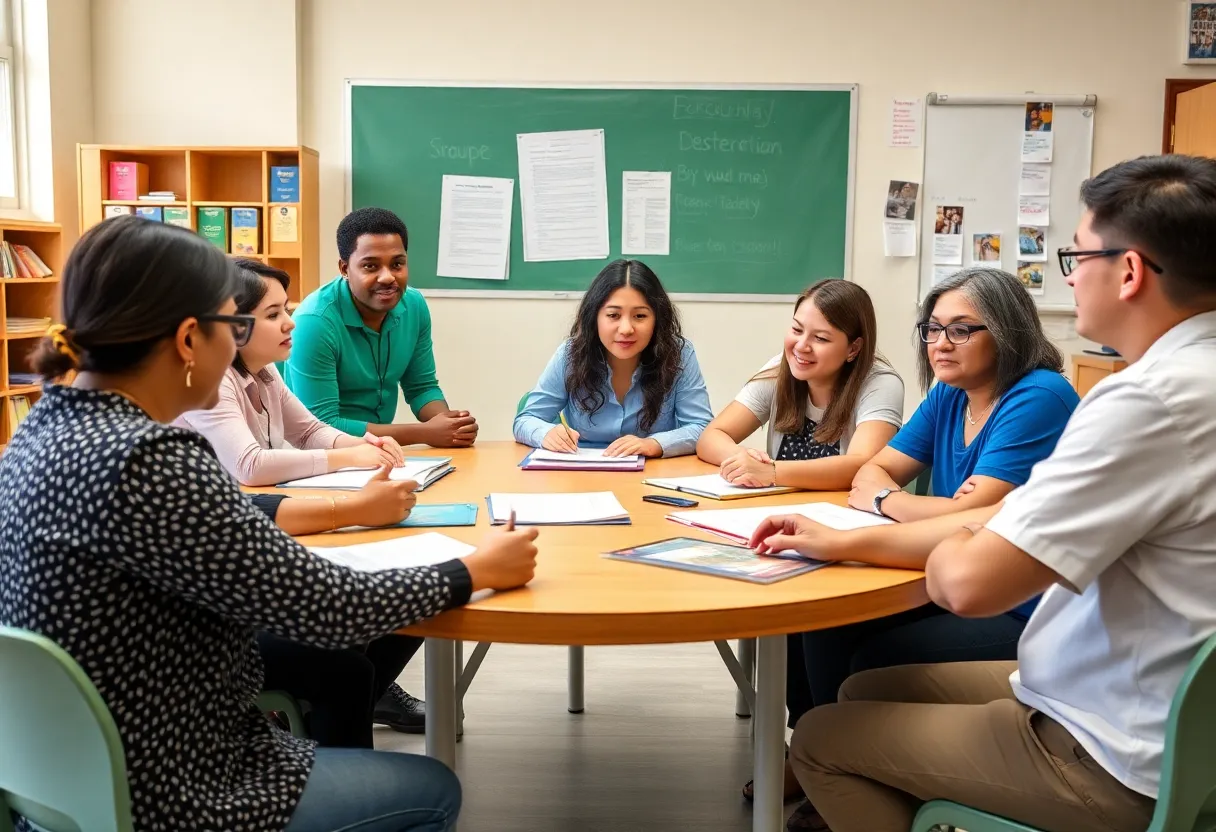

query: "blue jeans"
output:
285 748 461 832
786 604 1026 728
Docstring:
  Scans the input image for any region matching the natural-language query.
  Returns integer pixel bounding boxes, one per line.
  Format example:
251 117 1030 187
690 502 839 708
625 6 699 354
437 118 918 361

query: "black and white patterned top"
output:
776 417 841 462
0 386 472 831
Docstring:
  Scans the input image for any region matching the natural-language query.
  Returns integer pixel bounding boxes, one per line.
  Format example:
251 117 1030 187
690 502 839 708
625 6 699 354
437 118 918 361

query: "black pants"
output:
785 604 1026 729
257 633 422 748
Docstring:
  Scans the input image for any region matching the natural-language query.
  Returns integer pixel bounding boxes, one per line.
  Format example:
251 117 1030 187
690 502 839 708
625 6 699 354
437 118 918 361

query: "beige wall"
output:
47 0 94 244
86 0 1216 440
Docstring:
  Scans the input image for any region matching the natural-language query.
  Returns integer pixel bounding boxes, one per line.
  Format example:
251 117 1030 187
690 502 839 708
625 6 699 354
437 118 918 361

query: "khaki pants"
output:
788 661 1155 832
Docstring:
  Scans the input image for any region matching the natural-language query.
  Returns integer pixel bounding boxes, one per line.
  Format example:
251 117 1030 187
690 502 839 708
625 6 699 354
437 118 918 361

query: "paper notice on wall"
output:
932 205 964 265
436 175 514 280
621 171 671 256
1017 196 1051 227
883 220 917 257
517 129 610 262
1019 164 1052 196
933 265 958 285
1022 101 1055 162
889 98 923 148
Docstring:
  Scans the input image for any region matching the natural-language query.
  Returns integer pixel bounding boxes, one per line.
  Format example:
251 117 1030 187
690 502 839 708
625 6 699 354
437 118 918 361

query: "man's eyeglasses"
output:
198 314 256 347
1057 248 1164 277
917 322 989 345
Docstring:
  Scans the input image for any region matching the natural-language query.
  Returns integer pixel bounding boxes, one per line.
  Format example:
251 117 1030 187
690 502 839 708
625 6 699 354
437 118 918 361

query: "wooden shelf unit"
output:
0 219 63 446
77 145 320 305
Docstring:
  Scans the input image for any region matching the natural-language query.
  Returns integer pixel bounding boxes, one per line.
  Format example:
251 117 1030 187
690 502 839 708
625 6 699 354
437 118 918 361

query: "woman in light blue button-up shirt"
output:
513 260 712 458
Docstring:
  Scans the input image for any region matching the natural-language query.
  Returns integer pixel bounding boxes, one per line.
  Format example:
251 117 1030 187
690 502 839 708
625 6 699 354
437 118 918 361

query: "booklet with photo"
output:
604 537 829 584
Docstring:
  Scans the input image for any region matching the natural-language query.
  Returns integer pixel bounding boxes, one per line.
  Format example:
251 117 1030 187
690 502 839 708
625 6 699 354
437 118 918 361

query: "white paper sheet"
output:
644 474 790 499
933 265 958 285
436 175 514 280
882 220 917 257
1021 132 1054 163
1019 164 1052 196
517 129 610 262
933 234 963 266
889 97 923 148
1017 196 1051 226
488 491 629 524
528 448 642 464
309 532 475 572
279 459 451 489
621 171 671 255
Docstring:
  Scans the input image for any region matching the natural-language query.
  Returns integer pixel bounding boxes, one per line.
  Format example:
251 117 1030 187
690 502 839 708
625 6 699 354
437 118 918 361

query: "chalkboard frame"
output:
343 79 859 303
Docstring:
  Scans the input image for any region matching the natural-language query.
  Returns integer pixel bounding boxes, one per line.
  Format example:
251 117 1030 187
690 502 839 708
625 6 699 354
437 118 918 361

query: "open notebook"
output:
668 502 893 552
642 473 797 501
278 457 454 490
486 491 630 525
520 448 644 472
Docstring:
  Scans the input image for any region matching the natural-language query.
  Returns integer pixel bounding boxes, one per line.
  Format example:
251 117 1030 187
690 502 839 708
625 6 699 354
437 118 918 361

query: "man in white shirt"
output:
760 154 1216 832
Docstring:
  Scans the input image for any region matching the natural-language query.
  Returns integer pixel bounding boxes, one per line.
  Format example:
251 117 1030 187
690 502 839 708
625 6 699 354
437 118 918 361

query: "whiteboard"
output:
919 94 1096 313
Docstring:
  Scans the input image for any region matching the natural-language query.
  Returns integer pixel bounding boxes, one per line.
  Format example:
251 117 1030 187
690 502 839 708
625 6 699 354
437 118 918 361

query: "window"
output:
0 0 20 209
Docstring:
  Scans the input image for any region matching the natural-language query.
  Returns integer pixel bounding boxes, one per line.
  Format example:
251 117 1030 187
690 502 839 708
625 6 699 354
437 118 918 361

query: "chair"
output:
0 626 134 832
908 467 933 497
256 690 308 739
910 633 1216 832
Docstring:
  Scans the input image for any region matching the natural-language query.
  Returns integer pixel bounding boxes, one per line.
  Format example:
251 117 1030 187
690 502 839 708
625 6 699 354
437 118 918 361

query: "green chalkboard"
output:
349 83 855 297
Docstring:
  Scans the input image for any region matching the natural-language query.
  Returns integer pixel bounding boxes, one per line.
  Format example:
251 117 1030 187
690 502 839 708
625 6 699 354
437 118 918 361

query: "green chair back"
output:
0 626 133 832
911 632 1216 832
516 392 529 415
907 467 933 497
256 690 309 739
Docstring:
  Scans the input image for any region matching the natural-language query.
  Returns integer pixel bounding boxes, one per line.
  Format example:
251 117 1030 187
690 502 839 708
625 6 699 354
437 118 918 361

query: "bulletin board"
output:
345 81 858 300
918 93 1097 313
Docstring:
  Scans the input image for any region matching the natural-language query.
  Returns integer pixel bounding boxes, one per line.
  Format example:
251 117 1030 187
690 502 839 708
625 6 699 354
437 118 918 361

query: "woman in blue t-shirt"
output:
765 267 1080 823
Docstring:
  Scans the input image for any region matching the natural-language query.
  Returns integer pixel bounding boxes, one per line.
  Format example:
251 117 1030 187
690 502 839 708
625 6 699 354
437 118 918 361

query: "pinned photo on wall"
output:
1021 102 1055 163
1018 262 1045 296
932 205 964 265
1018 226 1047 262
884 180 920 221
1019 164 1052 196
972 233 1001 264
1018 196 1051 226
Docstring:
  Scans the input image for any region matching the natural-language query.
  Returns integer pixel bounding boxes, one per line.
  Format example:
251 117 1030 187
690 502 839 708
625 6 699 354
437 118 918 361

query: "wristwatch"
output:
873 488 894 517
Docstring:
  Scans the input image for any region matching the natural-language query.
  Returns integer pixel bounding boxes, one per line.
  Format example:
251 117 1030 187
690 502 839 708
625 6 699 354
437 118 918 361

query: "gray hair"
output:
916 267 1064 394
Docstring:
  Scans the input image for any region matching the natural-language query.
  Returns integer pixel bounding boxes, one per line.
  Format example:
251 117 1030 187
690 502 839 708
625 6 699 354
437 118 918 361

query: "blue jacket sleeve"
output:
513 343 571 448
647 342 713 458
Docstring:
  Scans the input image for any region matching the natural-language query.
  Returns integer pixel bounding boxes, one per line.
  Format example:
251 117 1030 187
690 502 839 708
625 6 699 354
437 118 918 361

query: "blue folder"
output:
395 503 479 528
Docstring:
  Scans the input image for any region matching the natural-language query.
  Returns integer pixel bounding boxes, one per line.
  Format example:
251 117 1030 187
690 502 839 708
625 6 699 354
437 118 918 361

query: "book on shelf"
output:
197 207 228 250
135 206 163 222
138 192 179 201
7 373 38 386
104 205 134 219
270 166 300 202
5 316 52 334
231 207 260 255
163 207 191 229
108 161 148 200
270 205 298 243
0 243 52 279
4 395 32 441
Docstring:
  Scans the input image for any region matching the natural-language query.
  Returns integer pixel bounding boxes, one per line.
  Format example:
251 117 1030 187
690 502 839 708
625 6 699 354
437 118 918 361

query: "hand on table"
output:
363 432 406 466
462 517 541 591
348 465 418 527
542 424 580 453
749 515 842 561
720 448 776 487
422 410 479 448
604 435 662 458
848 480 892 514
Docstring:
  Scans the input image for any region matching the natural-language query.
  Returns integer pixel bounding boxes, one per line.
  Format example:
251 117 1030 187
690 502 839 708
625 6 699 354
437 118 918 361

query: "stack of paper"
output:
520 448 644 472
642 473 797 501
309 532 475 572
487 491 629 526
279 457 454 491
668 502 893 549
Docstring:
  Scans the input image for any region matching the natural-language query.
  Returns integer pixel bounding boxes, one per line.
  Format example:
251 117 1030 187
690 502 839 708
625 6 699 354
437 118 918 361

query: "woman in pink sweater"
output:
178 260 405 486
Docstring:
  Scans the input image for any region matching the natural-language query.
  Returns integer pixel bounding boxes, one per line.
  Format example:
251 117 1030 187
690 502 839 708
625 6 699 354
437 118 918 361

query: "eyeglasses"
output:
1057 248 1165 277
917 322 989 345
198 314 256 347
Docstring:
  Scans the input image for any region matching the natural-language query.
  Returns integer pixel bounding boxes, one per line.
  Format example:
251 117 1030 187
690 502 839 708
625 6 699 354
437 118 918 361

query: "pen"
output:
558 412 577 449
506 509 516 531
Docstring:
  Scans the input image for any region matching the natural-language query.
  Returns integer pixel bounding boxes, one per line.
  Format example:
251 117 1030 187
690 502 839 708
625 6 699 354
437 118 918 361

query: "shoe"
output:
373 683 426 734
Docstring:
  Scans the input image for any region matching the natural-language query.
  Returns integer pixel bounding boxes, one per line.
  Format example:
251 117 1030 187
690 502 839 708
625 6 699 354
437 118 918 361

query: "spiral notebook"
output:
278 457 454 490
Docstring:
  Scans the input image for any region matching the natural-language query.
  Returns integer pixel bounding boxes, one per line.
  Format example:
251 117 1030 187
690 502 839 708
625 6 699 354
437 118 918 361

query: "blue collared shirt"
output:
513 339 713 457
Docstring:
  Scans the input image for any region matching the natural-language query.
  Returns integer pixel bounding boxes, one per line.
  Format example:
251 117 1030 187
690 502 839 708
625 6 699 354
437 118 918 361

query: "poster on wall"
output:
1185 1 1216 63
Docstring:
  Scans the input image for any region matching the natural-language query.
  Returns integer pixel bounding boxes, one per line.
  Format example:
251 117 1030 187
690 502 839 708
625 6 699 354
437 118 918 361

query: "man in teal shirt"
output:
286 207 478 447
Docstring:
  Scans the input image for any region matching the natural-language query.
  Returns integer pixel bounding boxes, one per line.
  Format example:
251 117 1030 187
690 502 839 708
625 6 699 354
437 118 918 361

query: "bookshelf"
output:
77 145 320 306
0 219 63 452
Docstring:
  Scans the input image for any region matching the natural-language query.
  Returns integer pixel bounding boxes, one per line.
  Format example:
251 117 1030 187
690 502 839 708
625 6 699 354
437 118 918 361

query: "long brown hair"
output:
754 279 880 444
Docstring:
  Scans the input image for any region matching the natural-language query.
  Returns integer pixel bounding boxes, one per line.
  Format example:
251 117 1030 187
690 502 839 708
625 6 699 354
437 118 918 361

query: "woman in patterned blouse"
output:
0 215 540 832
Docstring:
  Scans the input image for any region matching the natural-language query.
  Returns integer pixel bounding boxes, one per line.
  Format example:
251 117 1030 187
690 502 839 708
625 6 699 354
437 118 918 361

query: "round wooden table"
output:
287 441 927 832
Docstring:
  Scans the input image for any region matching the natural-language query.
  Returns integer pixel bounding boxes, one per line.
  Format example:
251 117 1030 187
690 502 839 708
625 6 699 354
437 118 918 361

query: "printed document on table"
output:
436 175 514 280
528 448 642 464
309 532 474 572
487 491 628 524
621 171 671 255
517 129 610 262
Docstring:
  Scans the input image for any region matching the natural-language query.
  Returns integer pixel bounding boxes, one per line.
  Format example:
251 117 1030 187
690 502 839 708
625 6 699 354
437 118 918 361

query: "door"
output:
1174 81 1216 157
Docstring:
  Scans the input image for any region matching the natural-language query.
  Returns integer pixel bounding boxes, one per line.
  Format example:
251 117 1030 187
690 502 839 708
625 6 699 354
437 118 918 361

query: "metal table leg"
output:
752 635 787 832
568 645 585 713
424 637 457 768
736 638 756 718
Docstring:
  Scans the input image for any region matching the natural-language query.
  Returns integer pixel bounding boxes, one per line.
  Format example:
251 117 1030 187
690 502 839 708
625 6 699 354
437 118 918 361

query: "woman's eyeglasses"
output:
198 314 256 347
917 322 989 345
1057 248 1164 277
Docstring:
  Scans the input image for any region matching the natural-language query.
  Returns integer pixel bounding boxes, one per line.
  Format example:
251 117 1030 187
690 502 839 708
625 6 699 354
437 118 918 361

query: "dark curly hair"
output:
337 207 408 262
565 260 683 433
